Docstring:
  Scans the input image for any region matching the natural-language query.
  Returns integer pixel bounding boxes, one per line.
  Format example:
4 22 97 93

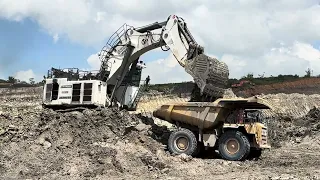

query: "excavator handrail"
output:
98 24 130 62
106 23 130 49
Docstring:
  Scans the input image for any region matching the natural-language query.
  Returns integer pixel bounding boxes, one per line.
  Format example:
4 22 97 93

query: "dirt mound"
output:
0 107 172 179
268 107 320 148
258 93 320 119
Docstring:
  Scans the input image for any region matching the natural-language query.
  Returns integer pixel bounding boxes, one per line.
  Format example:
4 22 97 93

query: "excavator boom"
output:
99 15 229 104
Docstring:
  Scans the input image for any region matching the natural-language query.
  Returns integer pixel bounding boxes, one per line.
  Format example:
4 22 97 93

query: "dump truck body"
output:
153 96 271 129
153 96 272 161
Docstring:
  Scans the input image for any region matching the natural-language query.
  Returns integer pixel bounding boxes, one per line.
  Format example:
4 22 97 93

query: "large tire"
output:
193 142 205 157
168 128 198 156
218 130 250 161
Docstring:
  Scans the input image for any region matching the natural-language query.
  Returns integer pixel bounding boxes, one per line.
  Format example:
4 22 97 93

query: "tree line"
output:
0 68 318 89
227 68 315 87
0 76 45 88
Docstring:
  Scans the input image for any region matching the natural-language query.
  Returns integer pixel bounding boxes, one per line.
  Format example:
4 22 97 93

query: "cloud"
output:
222 41 320 78
14 69 41 82
86 51 192 84
53 33 59 43
87 53 101 70
2 0 320 83
85 41 320 83
141 53 193 84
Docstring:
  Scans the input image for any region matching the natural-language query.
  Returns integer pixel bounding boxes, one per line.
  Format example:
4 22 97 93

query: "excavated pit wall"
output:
2 86 319 120
138 88 320 119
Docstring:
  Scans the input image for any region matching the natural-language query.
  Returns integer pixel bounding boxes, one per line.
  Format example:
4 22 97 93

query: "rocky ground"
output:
0 87 320 179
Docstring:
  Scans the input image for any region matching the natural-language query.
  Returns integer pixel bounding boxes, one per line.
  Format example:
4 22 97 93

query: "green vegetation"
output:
228 74 301 87
0 76 45 88
0 79 7 83
229 68 316 87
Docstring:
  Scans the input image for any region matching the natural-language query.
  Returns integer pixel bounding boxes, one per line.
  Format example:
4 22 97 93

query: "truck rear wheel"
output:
168 128 198 156
218 130 250 161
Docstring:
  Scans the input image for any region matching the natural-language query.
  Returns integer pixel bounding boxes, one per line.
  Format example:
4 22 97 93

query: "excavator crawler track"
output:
184 54 229 98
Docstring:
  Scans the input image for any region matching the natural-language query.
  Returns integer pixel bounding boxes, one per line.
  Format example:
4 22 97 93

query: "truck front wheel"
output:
168 128 198 156
218 130 250 161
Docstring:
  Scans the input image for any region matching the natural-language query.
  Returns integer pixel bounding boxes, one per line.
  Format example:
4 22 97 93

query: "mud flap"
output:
184 54 229 98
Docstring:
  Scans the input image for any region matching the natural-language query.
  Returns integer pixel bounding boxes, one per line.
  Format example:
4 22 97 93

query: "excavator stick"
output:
185 54 229 99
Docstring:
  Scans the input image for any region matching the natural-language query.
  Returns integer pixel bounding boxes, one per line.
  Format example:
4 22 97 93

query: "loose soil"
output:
0 87 319 179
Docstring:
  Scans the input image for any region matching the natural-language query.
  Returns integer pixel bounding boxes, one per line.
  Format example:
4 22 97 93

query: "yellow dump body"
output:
153 96 272 130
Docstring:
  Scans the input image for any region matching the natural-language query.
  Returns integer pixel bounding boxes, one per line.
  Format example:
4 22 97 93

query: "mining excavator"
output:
42 15 272 161
42 14 228 110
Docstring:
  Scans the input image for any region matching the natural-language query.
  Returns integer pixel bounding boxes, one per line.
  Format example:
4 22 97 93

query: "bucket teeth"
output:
184 54 229 97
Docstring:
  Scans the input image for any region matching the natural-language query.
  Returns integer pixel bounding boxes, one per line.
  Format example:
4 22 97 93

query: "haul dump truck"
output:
153 96 272 161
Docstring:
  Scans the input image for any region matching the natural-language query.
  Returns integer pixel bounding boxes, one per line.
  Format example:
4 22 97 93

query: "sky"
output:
0 0 320 84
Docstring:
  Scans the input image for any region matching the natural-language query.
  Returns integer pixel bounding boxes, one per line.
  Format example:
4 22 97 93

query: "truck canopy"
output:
212 96 272 110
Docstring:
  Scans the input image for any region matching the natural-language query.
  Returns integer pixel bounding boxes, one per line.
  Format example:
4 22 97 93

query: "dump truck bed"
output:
152 96 272 130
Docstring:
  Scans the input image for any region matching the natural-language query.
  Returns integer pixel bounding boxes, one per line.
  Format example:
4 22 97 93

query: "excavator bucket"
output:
184 54 229 98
